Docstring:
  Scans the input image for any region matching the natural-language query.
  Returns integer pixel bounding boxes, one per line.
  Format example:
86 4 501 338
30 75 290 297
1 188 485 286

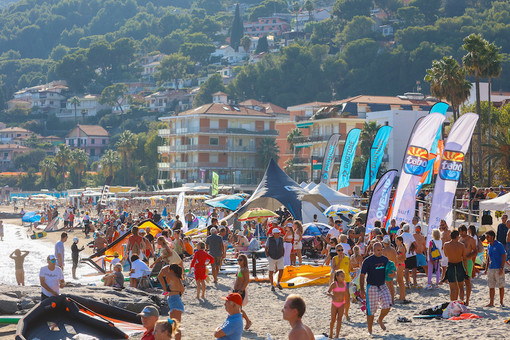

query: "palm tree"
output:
99 150 121 179
71 149 89 188
485 129 510 183
304 0 314 21
483 42 503 186
55 144 71 190
424 56 472 120
115 130 137 185
39 157 57 188
359 121 380 155
286 127 304 155
292 1 301 32
70 96 80 123
256 137 280 169
463 33 489 183
284 158 297 180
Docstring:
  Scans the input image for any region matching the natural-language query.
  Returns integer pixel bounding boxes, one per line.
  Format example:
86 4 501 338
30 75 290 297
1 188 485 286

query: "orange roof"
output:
239 99 289 115
212 91 228 96
0 127 31 133
0 144 29 150
178 103 274 117
74 124 109 137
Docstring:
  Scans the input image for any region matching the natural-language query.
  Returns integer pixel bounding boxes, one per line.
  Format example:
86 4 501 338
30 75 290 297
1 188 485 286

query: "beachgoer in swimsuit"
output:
382 236 397 303
190 241 214 299
459 225 477 306
443 230 467 302
293 221 303 265
327 270 347 339
282 294 314 340
10 249 29 286
232 254 252 330
332 245 351 321
283 224 294 266
395 236 407 303
158 264 185 340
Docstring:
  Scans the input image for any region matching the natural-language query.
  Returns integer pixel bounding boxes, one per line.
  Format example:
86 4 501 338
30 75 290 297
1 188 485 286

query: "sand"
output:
1 205 509 339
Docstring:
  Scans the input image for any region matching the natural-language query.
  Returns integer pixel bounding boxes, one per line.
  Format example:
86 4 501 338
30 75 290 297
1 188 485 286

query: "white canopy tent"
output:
480 192 510 211
302 183 354 224
304 182 317 191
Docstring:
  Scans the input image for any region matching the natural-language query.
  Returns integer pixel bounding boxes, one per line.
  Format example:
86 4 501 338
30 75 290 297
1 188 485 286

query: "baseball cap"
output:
382 235 391 243
113 251 119 257
221 293 243 306
47 255 56 261
137 306 159 318
73 237 79 243
272 228 281 234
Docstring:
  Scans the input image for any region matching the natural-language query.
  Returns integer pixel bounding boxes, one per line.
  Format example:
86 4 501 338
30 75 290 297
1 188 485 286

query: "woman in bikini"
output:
395 236 407 303
293 221 304 265
190 241 214 299
327 269 347 339
158 264 185 340
232 254 252 330
283 224 294 266
332 244 351 321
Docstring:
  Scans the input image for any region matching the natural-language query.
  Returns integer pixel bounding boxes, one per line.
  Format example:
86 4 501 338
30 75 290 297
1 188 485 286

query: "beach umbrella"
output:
323 204 359 217
238 208 278 221
303 223 331 237
205 194 244 211
22 211 41 223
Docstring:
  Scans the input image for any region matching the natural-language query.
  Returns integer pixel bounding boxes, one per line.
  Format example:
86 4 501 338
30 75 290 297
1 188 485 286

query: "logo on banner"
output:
439 150 464 181
322 144 336 180
404 146 428 176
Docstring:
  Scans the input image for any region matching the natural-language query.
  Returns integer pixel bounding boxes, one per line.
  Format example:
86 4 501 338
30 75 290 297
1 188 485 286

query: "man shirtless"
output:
414 226 428 280
458 225 477 306
282 294 314 340
439 220 451 282
443 230 467 301
382 236 397 303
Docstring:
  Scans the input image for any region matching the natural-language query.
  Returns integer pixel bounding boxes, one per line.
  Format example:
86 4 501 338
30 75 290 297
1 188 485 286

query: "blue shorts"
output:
505 244 510 256
416 253 427 267
167 294 184 313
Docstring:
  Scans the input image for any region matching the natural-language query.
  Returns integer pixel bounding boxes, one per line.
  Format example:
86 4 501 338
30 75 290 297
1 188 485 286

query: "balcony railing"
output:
293 135 332 144
158 144 257 153
158 127 278 136
158 162 171 170
157 146 172 153
158 161 258 170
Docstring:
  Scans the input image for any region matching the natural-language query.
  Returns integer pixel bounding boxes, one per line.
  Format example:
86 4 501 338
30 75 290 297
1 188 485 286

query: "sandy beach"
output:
0 206 509 339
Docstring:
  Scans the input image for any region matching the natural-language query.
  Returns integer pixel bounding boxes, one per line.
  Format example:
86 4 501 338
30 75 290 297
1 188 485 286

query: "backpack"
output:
430 240 442 261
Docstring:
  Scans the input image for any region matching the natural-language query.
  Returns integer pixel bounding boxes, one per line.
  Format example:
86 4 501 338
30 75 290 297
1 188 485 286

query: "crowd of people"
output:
6 195 510 340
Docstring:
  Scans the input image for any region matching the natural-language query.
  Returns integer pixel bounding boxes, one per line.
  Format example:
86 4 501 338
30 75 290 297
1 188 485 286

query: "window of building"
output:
264 122 269 130
210 154 219 163
210 137 219 145
102 140 106 145
3 153 7 159
91 139 95 144
238 139 243 146
90 149 95 156
210 120 219 129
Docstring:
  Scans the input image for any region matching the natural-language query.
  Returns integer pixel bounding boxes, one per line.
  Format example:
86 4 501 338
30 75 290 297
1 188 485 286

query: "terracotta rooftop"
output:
73 124 109 137
0 127 32 133
0 144 29 150
177 103 274 117
239 99 289 115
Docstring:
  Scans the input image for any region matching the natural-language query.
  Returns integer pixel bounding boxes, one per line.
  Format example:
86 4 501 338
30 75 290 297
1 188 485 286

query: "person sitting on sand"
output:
327 270 348 339
154 318 180 340
360 242 394 336
232 254 252 330
281 294 314 340
10 249 29 286
129 254 150 288
158 264 185 340
443 230 467 302
190 241 214 299
104 263 124 288
71 237 85 280
214 293 244 340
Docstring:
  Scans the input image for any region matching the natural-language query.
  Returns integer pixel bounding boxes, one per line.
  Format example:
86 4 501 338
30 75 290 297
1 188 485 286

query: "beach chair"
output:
137 269 153 289
184 268 195 288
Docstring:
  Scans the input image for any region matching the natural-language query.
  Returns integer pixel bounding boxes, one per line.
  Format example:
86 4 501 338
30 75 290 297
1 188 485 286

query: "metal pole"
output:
468 143 473 223
368 150 372 198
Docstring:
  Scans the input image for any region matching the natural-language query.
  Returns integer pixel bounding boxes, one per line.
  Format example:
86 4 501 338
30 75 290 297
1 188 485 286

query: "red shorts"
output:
194 265 207 280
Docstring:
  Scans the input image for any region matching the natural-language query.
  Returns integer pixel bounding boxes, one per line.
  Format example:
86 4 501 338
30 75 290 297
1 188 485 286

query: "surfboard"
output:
30 231 47 239
0 315 21 324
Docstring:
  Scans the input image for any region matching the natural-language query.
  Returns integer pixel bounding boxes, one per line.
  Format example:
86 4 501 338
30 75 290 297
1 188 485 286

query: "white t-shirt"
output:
111 258 121 266
340 242 351 256
130 259 149 279
55 241 65 266
401 232 415 258
327 228 341 241
40 265 64 297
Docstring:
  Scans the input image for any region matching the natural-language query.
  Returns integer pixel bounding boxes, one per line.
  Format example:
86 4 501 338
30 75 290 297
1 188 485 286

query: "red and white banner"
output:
427 112 478 242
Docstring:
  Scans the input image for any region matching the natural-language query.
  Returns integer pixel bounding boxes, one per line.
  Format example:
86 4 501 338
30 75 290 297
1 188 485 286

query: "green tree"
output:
340 16 376 43
179 42 215 64
54 53 93 92
342 38 378 69
304 0 315 21
100 84 128 114
14 149 46 171
39 157 57 189
230 4 244 51
255 36 269 54
240 36 252 53
193 73 226 107
248 0 288 22
292 2 301 31
424 56 471 120
115 130 137 185
286 127 304 155
99 149 121 180
70 96 80 123
408 0 441 22
444 0 467 17
156 53 192 89
397 6 425 28
55 144 71 190
256 137 280 168
332 0 372 21
374 0 401 17
486 128 510 183
463 33 489 184
70 148 88 188
360 121 380 155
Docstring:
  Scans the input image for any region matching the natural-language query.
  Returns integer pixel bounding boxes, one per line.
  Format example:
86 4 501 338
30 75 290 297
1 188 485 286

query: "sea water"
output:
0 223 100 286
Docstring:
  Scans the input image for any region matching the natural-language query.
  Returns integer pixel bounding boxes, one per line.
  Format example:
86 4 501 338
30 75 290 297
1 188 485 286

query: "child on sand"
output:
190 241 214 299
327 270 347 339
10 249 29 286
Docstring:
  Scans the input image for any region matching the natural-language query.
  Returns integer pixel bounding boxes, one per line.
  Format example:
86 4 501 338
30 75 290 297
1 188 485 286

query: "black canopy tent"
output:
236 159 330 220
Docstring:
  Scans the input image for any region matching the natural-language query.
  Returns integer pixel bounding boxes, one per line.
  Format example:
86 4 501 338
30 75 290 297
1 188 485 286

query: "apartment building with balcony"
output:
65 124 110 159
243 16 291 38
158 92 277 185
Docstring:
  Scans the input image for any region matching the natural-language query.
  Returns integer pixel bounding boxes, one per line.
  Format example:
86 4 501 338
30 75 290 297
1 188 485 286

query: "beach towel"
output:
419 302 449 316
449 313 482 320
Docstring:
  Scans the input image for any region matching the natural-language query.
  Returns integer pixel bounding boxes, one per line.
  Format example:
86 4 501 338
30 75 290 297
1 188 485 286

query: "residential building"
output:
243 16 291 38
295 8 332 28
65 124 110 159
0 144 30 170
58 95 110 119
145 90 193 113
11 81 68 114
158 92 278 185
210 45 248 65
0 127 33 143
239 99 290 119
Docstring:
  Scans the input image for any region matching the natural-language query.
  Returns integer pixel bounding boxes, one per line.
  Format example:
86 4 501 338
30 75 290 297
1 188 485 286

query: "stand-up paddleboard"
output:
30 231 47 239
44 218 60 232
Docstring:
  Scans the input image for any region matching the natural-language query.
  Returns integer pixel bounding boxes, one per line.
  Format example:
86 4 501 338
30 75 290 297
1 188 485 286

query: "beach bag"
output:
442 301 468 319
430 240 442 261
